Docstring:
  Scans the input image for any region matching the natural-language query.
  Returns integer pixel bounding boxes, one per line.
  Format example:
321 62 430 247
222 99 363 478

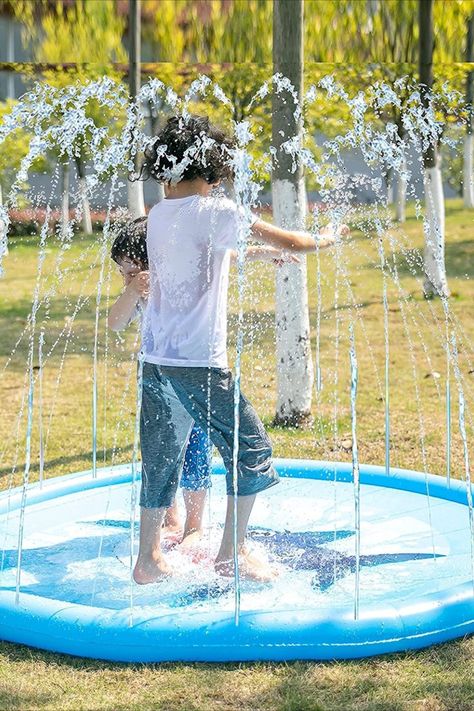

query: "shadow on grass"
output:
319 299 381 315
1 637 474 711
0 298 97 323
228 300 380 355
0 688 56 710
362 239 474 282
0 444 133 480
0 300 110 369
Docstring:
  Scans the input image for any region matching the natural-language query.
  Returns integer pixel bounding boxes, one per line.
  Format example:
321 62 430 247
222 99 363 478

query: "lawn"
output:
0 198 473 710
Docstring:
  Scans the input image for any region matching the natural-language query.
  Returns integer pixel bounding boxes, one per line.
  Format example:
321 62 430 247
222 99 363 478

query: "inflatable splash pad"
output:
1 458 473 662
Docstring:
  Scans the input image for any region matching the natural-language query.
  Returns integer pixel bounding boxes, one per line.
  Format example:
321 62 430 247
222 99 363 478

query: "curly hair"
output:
139 115 235 185
111 216 148 268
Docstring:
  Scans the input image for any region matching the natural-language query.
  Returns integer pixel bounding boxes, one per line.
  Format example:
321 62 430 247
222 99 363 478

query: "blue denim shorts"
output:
139 363 279 508
181 424 212 491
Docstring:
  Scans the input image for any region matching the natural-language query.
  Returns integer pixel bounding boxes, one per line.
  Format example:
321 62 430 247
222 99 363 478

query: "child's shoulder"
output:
199 195 238 216
148 202 161 218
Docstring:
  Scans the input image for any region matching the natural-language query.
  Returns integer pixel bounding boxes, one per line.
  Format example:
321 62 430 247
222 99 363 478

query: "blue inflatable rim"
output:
2 457 474 514
1 458 473 663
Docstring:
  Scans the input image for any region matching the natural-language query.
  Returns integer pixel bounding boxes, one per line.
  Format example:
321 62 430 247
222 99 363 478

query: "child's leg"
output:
180 424 212 544
133 507 170 584
134 363 193 584
160 367 279 581
214 493 255 569
163 499 182 533
214 496 278 582
180 489 208 546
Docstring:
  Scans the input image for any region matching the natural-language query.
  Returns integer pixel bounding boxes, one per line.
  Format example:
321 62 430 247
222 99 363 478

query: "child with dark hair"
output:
134 114 348 584
139 115 235 185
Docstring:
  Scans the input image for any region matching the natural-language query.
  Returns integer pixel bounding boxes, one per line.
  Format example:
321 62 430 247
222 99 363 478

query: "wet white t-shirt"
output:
141 194 257 368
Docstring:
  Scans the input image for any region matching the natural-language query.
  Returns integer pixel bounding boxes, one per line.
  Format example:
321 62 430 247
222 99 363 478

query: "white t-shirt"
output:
141 194 257 368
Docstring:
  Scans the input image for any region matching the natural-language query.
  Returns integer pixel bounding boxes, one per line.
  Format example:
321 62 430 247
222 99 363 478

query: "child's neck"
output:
164 178 212 200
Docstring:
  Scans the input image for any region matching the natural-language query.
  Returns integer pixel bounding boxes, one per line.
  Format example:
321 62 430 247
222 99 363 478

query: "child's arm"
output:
231 245 300 265
250 220 349 253
108 272 149 332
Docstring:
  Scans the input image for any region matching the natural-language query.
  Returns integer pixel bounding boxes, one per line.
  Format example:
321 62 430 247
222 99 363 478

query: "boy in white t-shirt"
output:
133 115 347 584
108 217 213 544
108 217 299 547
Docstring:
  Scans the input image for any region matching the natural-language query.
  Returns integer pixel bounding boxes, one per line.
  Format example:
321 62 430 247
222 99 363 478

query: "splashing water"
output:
1 72 473 633
348 323 360 619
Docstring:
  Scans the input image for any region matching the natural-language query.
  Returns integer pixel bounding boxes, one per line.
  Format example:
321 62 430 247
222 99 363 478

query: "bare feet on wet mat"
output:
215 546 278 583
160 527 204 550
132 554 172 585
161 529 183 549
162 522 182 537
133 539 278 585
179 528 204 549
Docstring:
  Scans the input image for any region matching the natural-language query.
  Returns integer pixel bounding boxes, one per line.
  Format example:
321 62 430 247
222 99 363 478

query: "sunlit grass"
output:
1 198 474 709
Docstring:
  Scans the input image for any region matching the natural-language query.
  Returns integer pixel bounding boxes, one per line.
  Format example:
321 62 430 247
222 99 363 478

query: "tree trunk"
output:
0 183 7 261
7 20 14 99
272 0 313 426
127 0 146 218
464 134 474 208
127 179 146 218
385 166 394 205
419 0 449 298
75 156 93 234
423 163 449 296
464 14 474 208
61 161 70 238
149 101 165 204
395 145 407 222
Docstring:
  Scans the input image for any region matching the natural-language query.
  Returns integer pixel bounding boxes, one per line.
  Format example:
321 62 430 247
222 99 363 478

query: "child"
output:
108 216 297 545
134 114 348 585
108 217 212 544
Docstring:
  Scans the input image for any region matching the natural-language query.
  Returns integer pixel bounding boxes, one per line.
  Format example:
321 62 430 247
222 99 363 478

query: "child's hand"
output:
128 271 150 298
317 222 350 248
272 251 301 266
253 245 301 265
320 223 350 240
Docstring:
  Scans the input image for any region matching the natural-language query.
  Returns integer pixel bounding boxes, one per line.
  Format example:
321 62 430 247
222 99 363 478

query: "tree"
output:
13 0 127 234
464 13 474 207
272 0 313 426
304 0 474 222
140 0 271 100
128 0 146 218
0 99 48 266
419 0 449 298
0 100 47 198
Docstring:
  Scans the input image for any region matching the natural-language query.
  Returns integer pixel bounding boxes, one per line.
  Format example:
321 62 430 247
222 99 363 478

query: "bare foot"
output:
163 502 182 534
215 547 278 583
179 528 204 549
162 523 183 540
162 532 182 551
162 518 182 536
132 554 172 585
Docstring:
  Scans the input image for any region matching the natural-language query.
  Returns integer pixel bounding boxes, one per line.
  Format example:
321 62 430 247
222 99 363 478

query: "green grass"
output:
1 640 474 710
1 198 474 710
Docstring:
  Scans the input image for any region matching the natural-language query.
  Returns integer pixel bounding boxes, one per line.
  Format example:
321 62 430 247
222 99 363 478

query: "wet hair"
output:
139 114 235 185
110 216 148 269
